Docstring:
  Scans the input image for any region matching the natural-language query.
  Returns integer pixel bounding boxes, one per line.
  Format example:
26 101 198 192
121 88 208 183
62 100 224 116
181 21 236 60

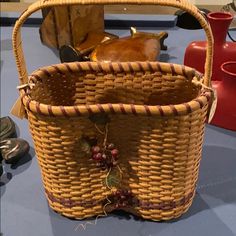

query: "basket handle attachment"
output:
13 0 213 87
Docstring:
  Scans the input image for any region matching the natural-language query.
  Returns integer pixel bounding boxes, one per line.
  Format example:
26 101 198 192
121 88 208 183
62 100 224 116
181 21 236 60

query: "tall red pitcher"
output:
184 12 236 81
211 61 236 131
184 12 236 131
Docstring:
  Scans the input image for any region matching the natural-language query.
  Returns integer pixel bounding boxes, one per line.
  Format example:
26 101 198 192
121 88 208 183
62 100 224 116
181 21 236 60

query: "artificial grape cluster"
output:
112 189 133 208
91 143 119 170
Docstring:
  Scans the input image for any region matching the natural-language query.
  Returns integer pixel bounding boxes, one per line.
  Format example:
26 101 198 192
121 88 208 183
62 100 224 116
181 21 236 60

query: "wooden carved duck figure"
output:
59 28 168 63
91 27 168 62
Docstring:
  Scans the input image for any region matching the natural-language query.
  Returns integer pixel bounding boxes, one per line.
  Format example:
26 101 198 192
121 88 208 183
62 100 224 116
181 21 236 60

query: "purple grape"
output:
116 190 121 196
93 152 102 161
111 149 118 158
92 146 100 154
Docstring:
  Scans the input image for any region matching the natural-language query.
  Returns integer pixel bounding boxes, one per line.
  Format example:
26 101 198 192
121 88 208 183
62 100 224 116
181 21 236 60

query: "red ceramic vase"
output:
211 61 236 131
184 12 236 81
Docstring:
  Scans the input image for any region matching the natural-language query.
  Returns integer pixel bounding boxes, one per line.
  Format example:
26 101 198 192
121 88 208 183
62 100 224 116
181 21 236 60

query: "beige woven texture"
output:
12 0 214 220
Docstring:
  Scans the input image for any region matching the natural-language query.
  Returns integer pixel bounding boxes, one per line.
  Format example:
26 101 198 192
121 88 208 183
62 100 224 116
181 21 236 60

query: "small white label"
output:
208 88 217 123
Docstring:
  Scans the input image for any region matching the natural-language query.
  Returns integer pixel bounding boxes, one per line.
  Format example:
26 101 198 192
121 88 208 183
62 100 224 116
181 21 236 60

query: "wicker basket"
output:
13 0 214 221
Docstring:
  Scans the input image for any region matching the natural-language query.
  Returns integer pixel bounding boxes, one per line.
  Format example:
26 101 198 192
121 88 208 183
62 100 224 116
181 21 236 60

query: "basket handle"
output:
12 0 213 87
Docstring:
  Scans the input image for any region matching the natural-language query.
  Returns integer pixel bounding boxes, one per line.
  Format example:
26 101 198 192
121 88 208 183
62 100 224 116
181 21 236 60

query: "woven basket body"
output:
12 0 214 221
23 62 211 220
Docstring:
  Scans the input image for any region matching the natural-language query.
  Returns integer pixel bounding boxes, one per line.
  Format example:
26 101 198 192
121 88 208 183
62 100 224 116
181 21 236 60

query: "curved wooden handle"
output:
12 0 213 87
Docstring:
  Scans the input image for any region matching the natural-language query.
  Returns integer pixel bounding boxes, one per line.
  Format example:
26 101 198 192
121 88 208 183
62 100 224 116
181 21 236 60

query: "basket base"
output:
46 191 195 221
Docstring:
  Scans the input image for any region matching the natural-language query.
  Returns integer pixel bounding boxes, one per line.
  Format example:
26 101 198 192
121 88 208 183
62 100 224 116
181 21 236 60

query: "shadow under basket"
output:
20 61 212 221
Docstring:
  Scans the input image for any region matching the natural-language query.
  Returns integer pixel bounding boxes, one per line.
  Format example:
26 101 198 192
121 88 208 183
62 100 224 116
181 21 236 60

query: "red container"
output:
211 61 236 131
184 12 236 81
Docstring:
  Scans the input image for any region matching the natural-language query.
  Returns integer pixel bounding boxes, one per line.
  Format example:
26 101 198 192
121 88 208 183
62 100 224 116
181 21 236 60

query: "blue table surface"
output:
1 20 236 236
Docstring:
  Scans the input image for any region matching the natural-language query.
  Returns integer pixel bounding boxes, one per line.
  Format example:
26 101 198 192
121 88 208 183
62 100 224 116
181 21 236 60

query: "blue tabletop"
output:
1 19 236 236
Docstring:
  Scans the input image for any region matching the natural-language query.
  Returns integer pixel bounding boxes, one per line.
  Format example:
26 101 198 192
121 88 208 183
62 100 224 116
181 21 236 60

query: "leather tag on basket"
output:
208 88 217 123
40 5 104 49
10 97 27 119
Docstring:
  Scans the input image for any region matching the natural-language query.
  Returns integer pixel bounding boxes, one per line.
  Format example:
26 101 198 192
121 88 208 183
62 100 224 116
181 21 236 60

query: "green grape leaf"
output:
77 137 91 157
106 168 122 188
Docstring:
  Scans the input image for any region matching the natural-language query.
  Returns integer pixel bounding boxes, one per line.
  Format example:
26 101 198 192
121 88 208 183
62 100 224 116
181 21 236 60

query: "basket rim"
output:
21 61 212 117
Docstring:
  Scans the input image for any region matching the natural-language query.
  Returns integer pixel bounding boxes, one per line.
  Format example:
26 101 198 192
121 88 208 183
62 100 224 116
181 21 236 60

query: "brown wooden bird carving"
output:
91 27 168 62
59 27 168 63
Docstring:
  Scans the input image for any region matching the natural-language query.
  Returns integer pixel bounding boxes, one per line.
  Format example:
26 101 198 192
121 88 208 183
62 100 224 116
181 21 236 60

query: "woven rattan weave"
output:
12 0 214 221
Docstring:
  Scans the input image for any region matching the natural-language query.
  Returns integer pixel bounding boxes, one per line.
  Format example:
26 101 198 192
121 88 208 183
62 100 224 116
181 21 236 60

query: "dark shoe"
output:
0 116 17 140
0 138 30 164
